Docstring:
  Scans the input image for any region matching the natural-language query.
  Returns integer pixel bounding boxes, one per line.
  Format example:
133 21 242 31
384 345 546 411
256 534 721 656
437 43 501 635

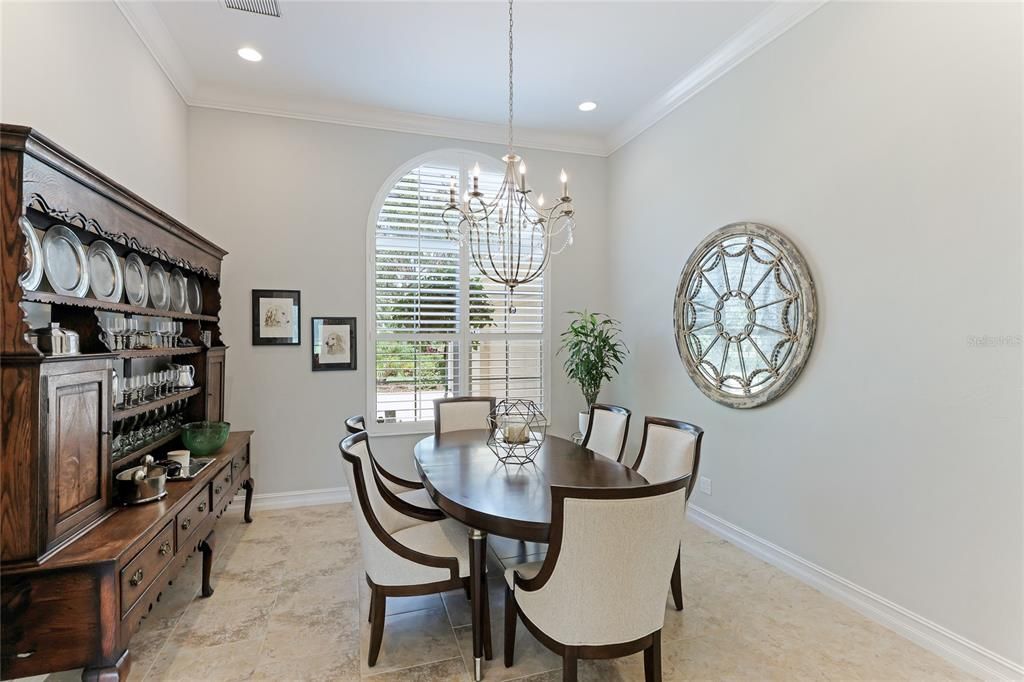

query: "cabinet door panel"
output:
206 351 225 422
44 366 111 543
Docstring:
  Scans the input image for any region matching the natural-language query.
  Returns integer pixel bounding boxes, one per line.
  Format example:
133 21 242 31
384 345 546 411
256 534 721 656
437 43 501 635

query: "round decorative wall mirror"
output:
673 222 816 408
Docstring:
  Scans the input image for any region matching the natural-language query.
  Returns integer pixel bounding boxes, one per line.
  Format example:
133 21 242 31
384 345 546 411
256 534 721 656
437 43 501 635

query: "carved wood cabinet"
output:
0 126 254 681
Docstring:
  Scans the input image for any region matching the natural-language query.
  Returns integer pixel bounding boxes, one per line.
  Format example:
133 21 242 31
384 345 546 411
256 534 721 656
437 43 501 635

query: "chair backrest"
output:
345 415 366 435
633 418 703 500
338 432 417 535
581 404 631 462
338 432 457 586
514 476 689 646
433 396 496 438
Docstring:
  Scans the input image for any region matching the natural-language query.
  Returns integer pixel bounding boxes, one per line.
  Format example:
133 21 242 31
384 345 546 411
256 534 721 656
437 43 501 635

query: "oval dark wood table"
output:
414 430 648 680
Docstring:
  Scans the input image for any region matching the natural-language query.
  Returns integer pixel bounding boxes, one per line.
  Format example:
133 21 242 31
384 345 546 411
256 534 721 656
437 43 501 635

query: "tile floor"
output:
45 504 970 682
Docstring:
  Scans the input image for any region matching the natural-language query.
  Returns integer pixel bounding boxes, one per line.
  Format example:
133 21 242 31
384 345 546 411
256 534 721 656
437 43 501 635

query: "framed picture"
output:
252 289 301 345
312 317 357 371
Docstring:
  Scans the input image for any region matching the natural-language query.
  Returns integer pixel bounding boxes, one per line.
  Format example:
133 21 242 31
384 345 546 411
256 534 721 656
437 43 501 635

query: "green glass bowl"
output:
181 421 231 456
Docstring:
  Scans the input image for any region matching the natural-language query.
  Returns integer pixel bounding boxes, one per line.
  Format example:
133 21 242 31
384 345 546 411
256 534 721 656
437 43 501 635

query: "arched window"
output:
368 152 548 431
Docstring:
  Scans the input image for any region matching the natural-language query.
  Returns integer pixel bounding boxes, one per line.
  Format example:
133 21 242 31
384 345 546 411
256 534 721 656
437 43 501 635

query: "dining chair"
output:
339 431 492 665
503 475 691 681
580 403 631 462
631 417 704 611
433 396 496 437
344 414 439 511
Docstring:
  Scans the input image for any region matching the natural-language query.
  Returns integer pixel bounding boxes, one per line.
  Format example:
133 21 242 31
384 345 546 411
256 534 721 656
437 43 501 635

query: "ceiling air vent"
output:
223 0 281 18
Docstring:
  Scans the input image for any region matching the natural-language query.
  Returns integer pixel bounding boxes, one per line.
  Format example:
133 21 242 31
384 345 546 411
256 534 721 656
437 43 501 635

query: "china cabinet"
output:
1 125 254 681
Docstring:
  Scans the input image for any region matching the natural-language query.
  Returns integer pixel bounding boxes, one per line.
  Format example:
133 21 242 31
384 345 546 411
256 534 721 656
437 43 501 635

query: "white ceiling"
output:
119 1 824 155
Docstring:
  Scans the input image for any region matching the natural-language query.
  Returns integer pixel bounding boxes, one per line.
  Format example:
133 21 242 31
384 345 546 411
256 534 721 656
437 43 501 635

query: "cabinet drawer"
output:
120 522 174 617
212 464 233 512
175 485 211 551
231 446 250 477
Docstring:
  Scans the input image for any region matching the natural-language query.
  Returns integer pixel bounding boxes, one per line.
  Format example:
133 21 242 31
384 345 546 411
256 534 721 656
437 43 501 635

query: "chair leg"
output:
562 647 578 682
670 549 684 611
463 577 472 601
644 630 662 682
504 585 516 668
368 589 387 667
368 587 376 623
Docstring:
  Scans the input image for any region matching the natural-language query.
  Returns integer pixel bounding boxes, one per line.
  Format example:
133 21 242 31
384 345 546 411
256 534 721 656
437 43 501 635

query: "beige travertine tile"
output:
52 504 970 682
363 657 471 681
359 606 462 675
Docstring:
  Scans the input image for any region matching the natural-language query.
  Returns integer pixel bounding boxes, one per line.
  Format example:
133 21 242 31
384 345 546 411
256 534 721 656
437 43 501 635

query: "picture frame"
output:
311 317 357 371
252 289 301 345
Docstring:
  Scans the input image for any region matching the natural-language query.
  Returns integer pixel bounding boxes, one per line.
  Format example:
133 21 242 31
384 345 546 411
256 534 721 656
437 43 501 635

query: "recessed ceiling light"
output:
237 47 263 62
578 101 597 112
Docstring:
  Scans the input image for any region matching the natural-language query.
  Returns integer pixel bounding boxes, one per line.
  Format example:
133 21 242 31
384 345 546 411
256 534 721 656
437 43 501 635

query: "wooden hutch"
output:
0 125 254 681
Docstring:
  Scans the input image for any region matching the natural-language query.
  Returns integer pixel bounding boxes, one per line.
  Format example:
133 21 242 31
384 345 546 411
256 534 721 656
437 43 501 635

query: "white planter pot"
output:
578 410 590 435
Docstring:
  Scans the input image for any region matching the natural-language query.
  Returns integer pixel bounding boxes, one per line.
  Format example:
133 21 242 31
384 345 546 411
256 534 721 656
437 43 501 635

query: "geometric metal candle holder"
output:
486 399 547 465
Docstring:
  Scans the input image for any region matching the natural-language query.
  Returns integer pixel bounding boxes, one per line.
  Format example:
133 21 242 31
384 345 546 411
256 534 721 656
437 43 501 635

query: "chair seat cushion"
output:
504 560 544 588
392 519 471 578
398 488 438 510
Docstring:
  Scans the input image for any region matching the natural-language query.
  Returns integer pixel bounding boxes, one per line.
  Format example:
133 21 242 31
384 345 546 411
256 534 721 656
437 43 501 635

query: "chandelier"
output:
442 0 575 300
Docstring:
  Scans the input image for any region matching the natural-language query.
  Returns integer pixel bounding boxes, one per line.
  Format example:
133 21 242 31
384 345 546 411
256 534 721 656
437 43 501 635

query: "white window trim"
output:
365 149 552 436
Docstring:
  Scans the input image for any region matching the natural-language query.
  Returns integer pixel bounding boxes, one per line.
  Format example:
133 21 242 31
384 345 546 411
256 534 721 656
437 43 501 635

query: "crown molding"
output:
604 1 828 155
113 0 195 103
187 96 609 157
115 0 824 158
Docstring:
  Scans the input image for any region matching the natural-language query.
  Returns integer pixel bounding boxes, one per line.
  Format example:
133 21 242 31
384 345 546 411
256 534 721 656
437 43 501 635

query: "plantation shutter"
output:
372 159 546 427
374 163 461 424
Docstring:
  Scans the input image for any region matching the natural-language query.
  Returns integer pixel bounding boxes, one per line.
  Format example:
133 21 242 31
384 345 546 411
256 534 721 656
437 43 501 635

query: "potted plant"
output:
557 310 629 435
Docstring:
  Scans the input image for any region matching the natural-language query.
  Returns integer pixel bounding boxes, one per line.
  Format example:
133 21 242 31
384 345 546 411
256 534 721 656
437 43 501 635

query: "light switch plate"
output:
699 476 712 495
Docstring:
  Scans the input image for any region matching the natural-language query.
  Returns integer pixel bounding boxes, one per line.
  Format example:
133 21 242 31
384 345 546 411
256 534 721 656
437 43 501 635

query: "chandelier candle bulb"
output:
449 177 456 204
560 169 568 198
519 160 527 191
472 163 480 193
537 193 545 208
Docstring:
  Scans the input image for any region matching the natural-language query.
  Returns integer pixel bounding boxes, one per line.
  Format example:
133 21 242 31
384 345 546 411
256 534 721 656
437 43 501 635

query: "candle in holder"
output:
503 423 530 444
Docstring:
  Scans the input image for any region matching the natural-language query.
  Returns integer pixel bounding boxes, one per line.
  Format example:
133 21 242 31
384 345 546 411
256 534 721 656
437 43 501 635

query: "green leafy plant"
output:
557 310 628 409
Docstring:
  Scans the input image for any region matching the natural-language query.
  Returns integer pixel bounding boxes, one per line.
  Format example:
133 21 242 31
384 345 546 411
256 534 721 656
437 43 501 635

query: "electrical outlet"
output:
698 476 712 495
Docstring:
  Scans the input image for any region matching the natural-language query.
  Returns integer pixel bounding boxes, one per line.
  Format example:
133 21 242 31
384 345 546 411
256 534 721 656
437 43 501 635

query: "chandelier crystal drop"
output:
442 0 575 297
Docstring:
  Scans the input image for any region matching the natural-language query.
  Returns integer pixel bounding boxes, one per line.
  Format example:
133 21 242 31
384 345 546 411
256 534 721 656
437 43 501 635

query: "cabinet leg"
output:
199 530 215 598
242 477 255 523
82 649 130 681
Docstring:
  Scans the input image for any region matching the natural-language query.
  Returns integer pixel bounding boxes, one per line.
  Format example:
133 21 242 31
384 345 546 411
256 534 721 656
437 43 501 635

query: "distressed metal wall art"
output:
674 222 816 408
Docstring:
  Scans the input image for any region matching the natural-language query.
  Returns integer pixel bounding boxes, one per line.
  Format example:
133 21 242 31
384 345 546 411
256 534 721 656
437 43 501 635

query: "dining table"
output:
414 429 649 681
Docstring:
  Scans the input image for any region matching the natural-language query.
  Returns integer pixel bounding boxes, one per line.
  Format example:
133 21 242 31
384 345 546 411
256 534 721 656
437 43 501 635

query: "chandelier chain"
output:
508 0 514 152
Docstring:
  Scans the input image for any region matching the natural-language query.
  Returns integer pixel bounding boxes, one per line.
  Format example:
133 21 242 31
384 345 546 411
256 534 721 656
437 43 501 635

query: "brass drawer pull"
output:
159 541 171 556
197 501 207 512
214 485 223 495
181 518 191 531
129 568 144 587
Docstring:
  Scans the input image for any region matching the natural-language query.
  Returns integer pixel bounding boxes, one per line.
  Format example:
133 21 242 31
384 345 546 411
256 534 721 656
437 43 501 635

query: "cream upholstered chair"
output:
632 417 704 611
339 431 492 665
433 396 496 437
504 475 691 681
345 415 437 510
580 404 631 462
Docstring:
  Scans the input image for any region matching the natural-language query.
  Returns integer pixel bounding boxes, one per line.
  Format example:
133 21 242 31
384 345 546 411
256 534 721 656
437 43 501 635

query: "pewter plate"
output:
87 240 124 303
125 253 148 307
148 261 170 310
18 216 44 291
186 274 202 315
41 225 90 297
169 268 187 313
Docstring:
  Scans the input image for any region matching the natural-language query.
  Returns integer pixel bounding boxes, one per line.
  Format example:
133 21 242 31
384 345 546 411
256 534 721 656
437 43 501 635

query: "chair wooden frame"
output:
631 417 704 611
581 403 632 463
432 396 497 439
504 474 691 681
339 432 492 665
345 414 425 491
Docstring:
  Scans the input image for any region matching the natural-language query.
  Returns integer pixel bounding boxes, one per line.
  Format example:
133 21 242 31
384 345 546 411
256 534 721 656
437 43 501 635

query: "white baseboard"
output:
233 486 350 512
687 504 1024 681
